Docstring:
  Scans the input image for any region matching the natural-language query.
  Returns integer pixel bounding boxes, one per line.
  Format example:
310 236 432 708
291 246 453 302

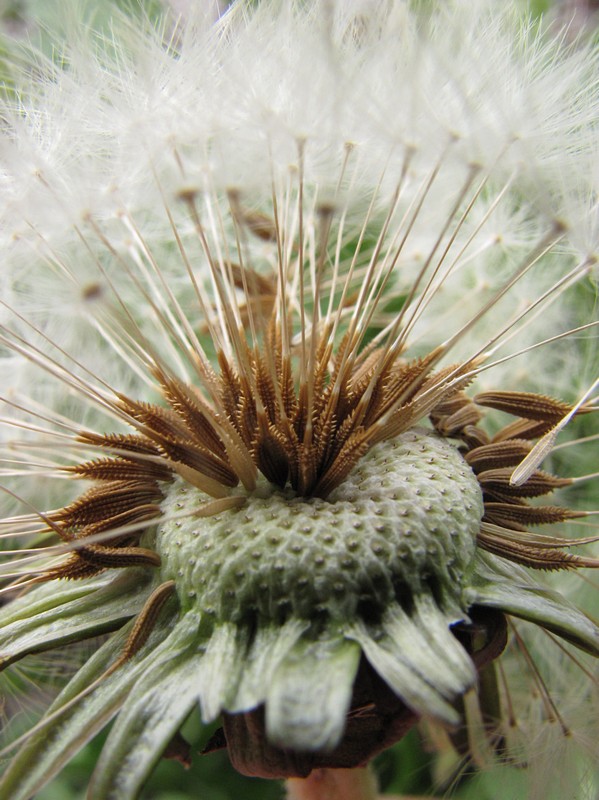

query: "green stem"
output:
285 766 378 800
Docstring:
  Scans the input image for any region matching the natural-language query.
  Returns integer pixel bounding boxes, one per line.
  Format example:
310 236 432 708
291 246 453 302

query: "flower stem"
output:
285 767 378 800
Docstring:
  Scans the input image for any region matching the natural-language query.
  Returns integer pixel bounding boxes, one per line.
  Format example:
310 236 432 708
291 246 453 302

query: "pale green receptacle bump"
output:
153 428 484 749
155 429 483 623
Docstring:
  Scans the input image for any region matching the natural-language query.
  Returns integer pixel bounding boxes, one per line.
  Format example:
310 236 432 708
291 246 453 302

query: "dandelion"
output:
0 2 598 799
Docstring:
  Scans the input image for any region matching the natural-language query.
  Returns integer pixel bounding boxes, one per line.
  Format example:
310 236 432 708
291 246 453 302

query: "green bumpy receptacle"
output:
151 429 486 755
156 428 484 624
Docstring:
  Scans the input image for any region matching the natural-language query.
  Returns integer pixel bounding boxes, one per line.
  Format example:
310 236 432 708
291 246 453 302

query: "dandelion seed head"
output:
0 1 598 797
